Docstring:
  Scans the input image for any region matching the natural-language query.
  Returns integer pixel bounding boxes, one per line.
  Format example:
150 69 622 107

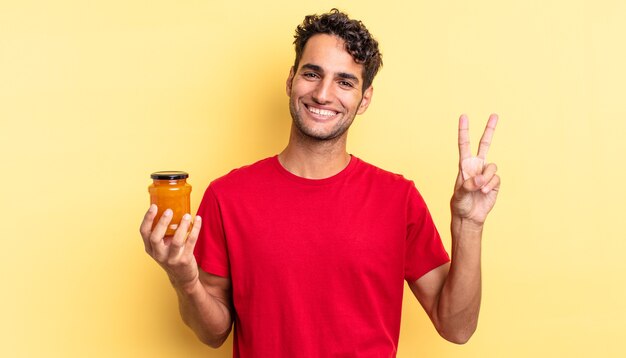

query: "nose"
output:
312 79 333 104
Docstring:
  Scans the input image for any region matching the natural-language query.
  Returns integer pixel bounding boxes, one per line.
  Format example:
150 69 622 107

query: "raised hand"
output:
451 114 500 226
140 204 203 289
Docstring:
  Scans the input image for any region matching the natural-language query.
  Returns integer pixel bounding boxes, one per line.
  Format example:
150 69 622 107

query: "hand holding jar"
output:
140 171 202 290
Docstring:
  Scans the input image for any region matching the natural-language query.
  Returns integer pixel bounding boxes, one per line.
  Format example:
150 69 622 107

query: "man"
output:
140 9 500 357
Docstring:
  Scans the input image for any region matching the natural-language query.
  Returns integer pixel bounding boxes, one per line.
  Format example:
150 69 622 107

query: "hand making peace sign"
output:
451 114 500 226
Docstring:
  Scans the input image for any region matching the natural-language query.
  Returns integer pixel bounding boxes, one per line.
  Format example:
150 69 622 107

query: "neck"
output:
278 126 351 179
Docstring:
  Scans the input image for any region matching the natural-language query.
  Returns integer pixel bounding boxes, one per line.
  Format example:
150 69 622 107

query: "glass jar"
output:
148 171 192 236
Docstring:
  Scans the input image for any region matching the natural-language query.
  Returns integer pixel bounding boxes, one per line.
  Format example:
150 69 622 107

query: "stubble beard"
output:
288 98 359 143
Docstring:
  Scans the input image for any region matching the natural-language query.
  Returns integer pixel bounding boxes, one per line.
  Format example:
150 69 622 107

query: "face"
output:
286 34 373 142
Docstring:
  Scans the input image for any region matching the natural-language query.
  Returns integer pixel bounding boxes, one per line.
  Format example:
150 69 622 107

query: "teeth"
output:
308 106 337 117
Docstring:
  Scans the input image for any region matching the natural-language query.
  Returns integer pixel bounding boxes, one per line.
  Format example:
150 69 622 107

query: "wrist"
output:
451 216 484 235
169 274 201 296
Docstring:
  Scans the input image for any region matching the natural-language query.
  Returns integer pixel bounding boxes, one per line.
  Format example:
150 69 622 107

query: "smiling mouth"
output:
305 104 339 118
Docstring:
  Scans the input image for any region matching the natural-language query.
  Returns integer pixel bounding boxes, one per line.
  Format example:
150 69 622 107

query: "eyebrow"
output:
301 63 360 84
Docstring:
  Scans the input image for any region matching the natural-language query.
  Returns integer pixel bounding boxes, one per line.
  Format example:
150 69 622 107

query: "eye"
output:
302 72 319 79
338 80 355 88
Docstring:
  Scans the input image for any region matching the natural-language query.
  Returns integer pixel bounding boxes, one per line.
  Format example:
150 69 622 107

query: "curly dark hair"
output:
293 8 382 92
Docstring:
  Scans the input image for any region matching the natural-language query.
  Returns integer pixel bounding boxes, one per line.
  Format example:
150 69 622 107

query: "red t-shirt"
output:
194 156 450 357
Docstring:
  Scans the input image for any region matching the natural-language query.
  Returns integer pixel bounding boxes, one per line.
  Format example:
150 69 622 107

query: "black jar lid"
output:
151 171 189 180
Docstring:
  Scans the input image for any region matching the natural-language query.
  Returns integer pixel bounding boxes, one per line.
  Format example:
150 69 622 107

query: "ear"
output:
356 85 374 115
286 66 295 96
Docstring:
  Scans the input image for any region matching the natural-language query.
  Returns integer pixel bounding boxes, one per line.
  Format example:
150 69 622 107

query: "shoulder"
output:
209 156 277 192
352 156 415 189
350 156 429 212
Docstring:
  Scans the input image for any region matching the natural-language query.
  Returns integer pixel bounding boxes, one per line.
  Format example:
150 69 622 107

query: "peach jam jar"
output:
148 171 192 236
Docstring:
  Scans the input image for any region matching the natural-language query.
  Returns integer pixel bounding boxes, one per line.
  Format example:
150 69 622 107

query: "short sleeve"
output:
193 184 230 278
404 183 450 282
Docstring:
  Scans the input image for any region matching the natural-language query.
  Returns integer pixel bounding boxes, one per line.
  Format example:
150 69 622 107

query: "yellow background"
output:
2 0 625 356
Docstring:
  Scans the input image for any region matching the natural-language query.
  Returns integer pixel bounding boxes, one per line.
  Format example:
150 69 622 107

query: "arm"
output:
409 114 500 344
175 269 233 347
140 205 233 347
408 222 482 344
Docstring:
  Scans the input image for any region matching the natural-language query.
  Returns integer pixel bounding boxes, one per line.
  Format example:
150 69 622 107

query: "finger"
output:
167 213 192 263
481 163 498 184
182 215 202 259
462 173 487 193
458 114 472 161
481 174 501 194
150 208 173 262
477 113 498 160
140 204 158 238
140 204 158 254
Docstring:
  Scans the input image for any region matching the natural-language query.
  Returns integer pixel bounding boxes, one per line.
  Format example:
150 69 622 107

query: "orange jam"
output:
148 171 192 236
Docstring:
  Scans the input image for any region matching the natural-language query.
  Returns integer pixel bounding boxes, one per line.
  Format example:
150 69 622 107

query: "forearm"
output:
435 217 483 344
173 279 233 348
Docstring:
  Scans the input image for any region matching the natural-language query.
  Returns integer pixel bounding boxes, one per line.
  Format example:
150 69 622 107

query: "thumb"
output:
462 174 485 192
